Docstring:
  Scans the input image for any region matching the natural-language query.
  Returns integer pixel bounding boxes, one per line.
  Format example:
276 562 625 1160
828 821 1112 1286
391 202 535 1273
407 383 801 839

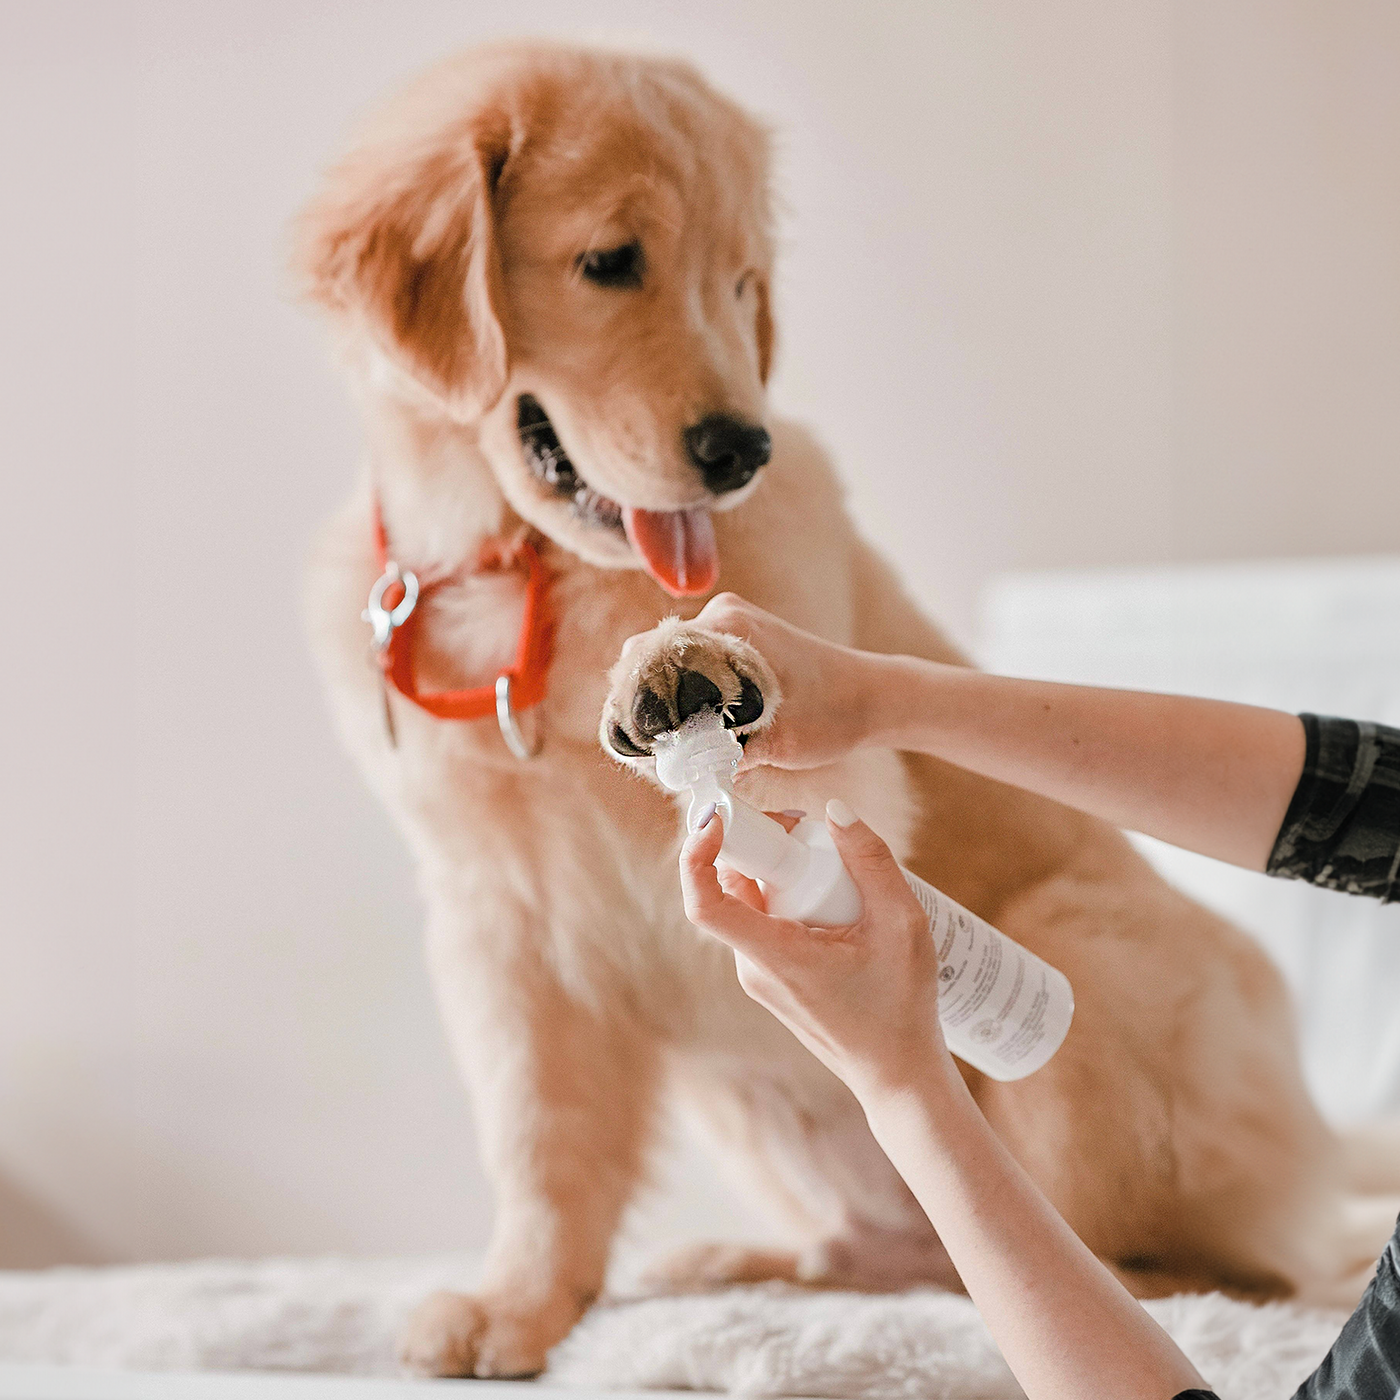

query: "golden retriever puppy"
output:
295 40 1391 1378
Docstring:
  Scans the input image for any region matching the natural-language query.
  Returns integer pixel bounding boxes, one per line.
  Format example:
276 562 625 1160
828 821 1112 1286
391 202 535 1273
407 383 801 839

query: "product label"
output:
903 873 1072 1081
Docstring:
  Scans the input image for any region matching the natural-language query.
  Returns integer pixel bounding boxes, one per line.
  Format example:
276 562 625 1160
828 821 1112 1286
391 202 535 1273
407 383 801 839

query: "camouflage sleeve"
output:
1176 1215 1400 1400
1266 714 1400 903
1290 1213 1400 1398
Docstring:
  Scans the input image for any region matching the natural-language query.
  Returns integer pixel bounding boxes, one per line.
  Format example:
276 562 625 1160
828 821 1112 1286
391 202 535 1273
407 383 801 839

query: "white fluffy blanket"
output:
0 1255 1349 1399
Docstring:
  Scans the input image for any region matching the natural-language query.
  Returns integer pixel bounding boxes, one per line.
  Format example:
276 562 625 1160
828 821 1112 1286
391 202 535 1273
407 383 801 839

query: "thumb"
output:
825 800 914 911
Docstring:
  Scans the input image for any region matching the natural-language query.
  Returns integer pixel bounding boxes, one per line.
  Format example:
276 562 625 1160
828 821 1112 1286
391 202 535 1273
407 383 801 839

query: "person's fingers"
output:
734 732 767 769
680 814 791 953
718 864 766 912
678 811 728 920
825 800 919 914
696 591 756 634
736 725 796 772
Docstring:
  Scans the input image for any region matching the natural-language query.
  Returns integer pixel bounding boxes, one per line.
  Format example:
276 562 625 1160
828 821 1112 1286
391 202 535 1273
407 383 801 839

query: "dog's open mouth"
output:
517 394 719 597
517 393 624 535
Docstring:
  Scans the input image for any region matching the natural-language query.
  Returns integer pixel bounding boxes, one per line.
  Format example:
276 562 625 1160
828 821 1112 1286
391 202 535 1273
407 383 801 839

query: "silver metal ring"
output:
495 673 542 760
362 562 419 652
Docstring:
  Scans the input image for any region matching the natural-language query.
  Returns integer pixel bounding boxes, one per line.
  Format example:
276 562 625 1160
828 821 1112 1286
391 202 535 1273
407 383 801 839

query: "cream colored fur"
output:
295 40 1394 1379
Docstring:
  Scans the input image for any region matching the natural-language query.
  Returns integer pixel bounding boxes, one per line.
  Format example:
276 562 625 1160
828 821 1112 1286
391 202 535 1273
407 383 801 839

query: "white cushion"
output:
980 556 1400 1125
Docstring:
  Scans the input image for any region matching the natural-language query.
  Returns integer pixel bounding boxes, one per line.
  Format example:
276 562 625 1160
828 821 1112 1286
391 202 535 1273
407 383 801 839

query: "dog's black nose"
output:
684 414 772 495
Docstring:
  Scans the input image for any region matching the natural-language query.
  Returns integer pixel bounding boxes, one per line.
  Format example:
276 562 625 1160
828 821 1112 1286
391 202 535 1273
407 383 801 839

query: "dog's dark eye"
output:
578 241 644 289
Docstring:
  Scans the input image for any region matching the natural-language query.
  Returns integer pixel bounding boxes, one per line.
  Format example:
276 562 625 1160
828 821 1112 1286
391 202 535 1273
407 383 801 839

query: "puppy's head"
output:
295 43 775 596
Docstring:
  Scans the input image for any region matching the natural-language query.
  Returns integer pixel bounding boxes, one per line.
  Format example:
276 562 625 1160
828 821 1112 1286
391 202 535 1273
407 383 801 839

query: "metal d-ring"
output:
495 673 543 760
362 562 419 652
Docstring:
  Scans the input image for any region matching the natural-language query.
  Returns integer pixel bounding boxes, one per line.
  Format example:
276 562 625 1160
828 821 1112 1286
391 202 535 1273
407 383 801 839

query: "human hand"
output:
679 799 955 1101
686 594 886 771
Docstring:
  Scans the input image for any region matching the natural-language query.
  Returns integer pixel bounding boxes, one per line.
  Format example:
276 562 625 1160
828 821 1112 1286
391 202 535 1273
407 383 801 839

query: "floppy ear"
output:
294 116 510 420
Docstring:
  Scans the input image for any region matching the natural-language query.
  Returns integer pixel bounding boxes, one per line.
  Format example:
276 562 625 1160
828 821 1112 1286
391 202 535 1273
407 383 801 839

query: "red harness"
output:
365 498 555 750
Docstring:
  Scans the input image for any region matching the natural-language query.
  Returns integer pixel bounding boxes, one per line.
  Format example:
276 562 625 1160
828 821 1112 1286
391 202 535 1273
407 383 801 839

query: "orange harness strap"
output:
367 498 556 725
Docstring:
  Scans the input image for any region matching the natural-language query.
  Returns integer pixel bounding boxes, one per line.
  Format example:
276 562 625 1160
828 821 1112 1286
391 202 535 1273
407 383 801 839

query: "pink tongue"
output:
623 506 719 597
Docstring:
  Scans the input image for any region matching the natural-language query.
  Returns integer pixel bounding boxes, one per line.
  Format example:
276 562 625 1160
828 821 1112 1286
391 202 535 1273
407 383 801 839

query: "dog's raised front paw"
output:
601 614 779 760
398 1290 560 1379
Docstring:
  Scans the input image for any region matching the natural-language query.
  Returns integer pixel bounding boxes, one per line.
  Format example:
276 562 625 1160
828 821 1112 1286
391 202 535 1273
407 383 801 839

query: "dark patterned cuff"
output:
1290 1211 1400 1396
1267 714 1400 903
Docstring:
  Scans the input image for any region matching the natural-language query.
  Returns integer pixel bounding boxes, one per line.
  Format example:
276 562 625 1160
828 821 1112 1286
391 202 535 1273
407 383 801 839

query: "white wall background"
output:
1 0 1397 1267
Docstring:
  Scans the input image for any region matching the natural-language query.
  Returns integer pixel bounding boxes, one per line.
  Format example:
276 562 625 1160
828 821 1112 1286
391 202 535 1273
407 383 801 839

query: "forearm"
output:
861 1065 1206 1400
862 656 1305 871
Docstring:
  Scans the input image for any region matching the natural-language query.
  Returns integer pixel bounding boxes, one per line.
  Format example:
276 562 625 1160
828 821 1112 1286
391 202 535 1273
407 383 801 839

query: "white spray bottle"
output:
654 713 1074 1082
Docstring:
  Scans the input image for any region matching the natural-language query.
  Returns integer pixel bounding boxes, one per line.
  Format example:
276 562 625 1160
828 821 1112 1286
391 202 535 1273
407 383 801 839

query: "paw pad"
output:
601 624 775 761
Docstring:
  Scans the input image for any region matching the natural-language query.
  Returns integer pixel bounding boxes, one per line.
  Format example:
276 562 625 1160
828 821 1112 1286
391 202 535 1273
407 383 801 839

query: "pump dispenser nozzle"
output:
653 714 743 833
653 713 861 923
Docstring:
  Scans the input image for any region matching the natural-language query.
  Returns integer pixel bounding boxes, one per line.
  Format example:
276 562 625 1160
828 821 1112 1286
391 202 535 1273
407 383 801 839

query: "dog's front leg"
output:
399 898 658 1379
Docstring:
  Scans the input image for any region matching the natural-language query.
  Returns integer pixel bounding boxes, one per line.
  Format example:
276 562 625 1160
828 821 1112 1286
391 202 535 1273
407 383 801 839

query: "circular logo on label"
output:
970 1018 1003 1044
